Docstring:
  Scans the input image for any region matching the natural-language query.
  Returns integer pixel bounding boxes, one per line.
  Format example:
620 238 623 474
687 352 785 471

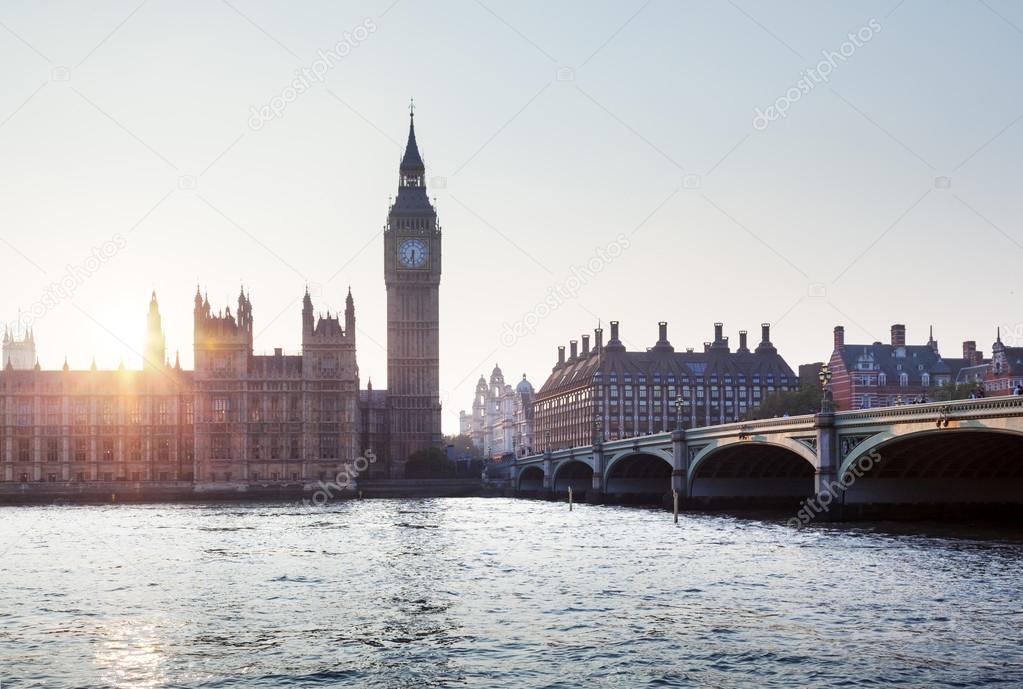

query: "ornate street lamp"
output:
544 429 551 453
675 392 685 430
593 411 603 444
819 364 834 413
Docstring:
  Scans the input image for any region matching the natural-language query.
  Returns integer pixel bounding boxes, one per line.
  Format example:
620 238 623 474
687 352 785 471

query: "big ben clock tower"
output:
384 103 442 475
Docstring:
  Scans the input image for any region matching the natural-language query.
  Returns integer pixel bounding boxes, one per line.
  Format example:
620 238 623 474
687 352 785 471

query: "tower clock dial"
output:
398 238 428 268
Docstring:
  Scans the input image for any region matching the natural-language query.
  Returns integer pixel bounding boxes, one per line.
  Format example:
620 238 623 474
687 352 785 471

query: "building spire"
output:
400 101 425 177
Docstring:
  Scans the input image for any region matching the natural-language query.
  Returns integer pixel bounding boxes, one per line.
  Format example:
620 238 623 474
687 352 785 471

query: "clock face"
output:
398 239 428 268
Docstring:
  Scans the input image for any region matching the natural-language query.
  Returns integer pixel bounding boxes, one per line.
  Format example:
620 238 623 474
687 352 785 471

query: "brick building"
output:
533 320 797 452
827 324 980 410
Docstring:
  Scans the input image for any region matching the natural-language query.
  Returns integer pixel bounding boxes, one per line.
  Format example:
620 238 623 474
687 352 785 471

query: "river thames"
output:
1 498 1021 688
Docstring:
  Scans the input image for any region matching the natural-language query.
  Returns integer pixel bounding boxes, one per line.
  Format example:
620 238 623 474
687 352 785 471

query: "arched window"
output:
900 372 909 387
879 373 887 386
921 373 930 387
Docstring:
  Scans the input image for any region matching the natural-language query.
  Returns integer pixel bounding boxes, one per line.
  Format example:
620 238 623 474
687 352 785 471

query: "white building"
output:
3 327 36 370
459 364 535 458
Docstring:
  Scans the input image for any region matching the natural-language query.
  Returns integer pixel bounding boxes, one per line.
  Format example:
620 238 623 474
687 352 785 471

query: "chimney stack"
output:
605 321 626 352
761 323 771 343
891 324 906 348
834 325 845 350
557 346 565 366
714 322 724 342
738 330 748 352
963 340 977 365
569 340 578 360
594 327 603 352
652 321 673 352
581 335 590 356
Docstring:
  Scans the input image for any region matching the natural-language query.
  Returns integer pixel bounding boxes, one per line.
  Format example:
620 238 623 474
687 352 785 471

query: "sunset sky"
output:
0 0 1020 433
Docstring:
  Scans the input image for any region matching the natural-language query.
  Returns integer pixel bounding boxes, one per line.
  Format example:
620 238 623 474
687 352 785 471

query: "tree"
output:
443 434 481 460
405 447 456 478
743 376 822 420
927 382 979 402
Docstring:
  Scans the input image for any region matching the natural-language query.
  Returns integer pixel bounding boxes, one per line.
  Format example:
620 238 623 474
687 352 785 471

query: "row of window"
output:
2 437 184 463
0 399 190 426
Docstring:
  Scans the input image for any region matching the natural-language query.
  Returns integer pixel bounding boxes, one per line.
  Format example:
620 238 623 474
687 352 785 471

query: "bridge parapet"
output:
836 395 1023 426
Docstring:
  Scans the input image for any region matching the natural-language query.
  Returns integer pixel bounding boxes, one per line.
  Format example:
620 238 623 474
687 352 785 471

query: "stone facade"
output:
459 365 535 458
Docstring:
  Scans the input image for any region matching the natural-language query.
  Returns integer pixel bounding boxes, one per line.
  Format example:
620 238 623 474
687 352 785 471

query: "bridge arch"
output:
839 426 1023 506
688 439 816 504
552 459 594 495
604 451 673 503
517 465 545 493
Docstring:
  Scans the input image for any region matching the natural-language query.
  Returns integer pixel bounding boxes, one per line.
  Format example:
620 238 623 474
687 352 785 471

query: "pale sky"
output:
0 0 1020 434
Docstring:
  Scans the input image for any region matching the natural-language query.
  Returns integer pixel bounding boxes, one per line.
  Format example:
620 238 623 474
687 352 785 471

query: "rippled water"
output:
2 499 1022 688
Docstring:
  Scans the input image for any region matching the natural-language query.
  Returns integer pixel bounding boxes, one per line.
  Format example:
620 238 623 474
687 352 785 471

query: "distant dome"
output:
516 374 534 394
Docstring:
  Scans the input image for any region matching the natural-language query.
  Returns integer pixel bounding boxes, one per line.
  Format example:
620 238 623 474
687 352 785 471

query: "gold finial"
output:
409 97 415 117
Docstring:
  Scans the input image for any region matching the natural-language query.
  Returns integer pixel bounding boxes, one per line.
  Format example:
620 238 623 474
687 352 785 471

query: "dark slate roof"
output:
837 343 953 384
312 315 345 337
537 347 796 398
359 389 389 409
939 357 975 381
956 363 989 385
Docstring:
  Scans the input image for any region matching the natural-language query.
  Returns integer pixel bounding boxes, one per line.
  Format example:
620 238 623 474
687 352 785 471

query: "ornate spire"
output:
62 356 69 372
400 102 425 177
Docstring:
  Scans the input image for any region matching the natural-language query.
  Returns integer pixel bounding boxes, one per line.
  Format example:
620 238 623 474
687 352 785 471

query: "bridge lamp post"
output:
593 412 603 445
675 394 685 431
819 365 834 413
544 430 551 453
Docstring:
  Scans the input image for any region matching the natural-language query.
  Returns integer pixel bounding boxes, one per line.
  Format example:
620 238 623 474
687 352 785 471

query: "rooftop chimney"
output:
891 324 906 348
569 340 578 360
834 325 845 350
605 321 626 352
557 346 565 366
963 340 978 365
755 323 776 354
594 327 603 353
652 321 673 352
738 330 749 352
714 322 724 342
581 334 590 356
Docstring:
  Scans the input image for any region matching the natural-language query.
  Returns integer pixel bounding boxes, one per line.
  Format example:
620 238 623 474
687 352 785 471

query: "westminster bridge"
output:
513 396 1023 516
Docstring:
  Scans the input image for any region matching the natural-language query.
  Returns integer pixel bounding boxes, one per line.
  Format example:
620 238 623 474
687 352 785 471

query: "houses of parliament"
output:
0 112 443 485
